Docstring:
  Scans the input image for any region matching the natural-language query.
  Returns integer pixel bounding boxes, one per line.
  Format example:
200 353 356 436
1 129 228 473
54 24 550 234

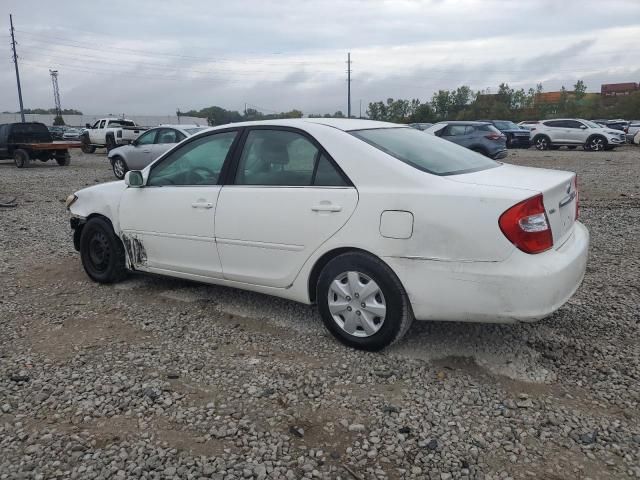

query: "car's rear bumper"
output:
492 149 508 160
386 222 589 323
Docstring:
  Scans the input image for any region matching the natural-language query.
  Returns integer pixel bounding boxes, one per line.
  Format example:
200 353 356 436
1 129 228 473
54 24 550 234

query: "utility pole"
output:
9 14 25 123
346 52 352 118
49 70 62 123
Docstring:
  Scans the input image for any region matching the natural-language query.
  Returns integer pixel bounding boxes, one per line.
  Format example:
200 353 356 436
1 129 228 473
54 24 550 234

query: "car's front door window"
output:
148 131 237 186
136 130 157 146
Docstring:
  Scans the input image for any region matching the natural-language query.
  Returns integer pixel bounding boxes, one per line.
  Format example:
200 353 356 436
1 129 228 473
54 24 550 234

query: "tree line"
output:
366 81 640 123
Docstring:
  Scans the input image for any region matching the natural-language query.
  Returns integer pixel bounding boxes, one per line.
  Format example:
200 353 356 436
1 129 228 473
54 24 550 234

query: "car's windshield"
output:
581 120 600 129
185 127 208 135
351 127 499 176
494 121 520 130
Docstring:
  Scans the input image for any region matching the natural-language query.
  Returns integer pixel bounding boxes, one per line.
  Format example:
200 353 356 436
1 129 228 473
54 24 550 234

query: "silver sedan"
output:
108 125 208 179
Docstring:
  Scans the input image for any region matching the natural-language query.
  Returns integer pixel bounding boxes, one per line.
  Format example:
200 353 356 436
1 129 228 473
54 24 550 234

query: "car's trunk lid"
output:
448 164 577 246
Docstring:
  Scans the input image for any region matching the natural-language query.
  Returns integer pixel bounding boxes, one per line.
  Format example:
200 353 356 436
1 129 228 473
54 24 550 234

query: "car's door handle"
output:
191 201 213 209
311 204 342 212
142 149 151 153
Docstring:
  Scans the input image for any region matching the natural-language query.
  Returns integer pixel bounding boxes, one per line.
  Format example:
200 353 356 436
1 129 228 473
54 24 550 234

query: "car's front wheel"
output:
111 156 128 179
80 217 128 284
317 252 413 351
587 135 607 151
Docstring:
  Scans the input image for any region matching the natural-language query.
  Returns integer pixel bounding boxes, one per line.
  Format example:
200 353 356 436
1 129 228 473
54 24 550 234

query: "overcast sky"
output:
1 0 639 116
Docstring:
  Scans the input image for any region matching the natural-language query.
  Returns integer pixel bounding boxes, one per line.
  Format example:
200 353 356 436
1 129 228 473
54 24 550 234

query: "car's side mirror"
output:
125 170 145 187
85 123 91 129
580 125 587 129
131 139 138 147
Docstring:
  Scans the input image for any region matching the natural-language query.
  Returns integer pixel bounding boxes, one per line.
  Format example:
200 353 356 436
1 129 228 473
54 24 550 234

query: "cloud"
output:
1 0 639 115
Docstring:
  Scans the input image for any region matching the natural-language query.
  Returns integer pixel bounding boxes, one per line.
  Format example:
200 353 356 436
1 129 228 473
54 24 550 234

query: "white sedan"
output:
66 118 589 350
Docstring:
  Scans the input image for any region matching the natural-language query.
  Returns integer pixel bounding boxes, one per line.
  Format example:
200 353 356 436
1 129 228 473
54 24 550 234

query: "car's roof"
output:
209 118 403 132
157 124 205 129
436 121 491 126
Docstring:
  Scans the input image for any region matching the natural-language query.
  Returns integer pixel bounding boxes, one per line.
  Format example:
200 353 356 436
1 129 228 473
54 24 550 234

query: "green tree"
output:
53 115 65 126
573 80 587 100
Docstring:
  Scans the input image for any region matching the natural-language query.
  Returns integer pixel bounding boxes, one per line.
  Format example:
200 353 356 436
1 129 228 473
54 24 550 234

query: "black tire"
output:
81 135 96 154
79 217 128 284
56 151 71 166
533 135 550 151
317 252 413 351
586 135 607 152
505 134 512 148
13 149 30 168
111 156 128 179
567 146 577 150
105 135 116 153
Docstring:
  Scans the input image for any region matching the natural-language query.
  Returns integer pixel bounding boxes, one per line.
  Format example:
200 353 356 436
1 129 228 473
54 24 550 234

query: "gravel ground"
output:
0 146 638 480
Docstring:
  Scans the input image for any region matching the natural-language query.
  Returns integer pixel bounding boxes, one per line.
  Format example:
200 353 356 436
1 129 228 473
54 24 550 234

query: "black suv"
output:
478 120 530 148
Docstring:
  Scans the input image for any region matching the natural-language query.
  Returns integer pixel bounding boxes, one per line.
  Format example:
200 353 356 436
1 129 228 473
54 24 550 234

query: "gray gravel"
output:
1 146 639 479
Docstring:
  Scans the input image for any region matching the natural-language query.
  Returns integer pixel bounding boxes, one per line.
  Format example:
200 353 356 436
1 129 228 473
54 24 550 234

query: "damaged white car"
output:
67 118 589 350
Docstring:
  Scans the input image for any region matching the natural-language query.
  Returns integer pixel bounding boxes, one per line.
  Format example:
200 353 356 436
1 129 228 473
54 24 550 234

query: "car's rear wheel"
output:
56 151 71 166
81 135 96 154
111 156 128 179
587 135 607 151
533 135 550 150
317 252 413 351
80 217 128 284
13 149 30 168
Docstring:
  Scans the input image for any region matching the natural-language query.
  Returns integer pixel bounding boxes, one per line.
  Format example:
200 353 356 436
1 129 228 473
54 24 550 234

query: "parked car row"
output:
47 125 83 141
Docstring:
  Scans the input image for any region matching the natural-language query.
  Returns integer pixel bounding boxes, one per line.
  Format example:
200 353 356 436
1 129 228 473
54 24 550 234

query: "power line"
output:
16 29 342 66
9 14 25 122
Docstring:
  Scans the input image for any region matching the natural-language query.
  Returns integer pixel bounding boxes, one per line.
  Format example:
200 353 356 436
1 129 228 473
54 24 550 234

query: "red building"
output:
601 82 639 96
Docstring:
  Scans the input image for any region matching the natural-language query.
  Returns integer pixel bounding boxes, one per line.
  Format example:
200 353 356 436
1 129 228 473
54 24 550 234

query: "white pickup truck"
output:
80 118 147 153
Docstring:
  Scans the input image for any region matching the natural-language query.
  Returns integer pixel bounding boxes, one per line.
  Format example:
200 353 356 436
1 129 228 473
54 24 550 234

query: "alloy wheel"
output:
113 158 126 178
327 271 386 337
535 137 548 150
590 137 605 151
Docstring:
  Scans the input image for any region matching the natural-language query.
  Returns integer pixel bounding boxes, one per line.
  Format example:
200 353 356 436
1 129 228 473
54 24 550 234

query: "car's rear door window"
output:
234 129 349 186
351 127 498 176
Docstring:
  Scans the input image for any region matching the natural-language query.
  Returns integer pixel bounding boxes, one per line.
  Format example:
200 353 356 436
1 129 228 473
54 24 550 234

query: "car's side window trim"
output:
222 125 353 188
146 127 243 187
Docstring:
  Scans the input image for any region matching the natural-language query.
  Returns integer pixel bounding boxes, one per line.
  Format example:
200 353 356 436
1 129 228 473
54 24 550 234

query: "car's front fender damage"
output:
121 233 147 268
70 217 85 251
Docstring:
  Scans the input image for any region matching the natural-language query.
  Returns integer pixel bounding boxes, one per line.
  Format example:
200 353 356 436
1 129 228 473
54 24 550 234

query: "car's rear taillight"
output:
486 133 504 141
574 175 579 220
499 194 553 254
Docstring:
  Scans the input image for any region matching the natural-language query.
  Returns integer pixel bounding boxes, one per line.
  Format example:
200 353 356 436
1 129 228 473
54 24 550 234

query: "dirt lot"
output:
1 146 639 479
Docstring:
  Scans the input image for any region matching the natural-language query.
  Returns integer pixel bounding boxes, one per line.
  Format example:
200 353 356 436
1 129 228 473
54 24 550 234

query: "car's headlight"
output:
65 194 78 210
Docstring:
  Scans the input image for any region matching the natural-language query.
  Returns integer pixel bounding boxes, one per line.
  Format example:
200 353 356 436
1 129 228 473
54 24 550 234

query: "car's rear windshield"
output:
107 120 136 127
350 127 499 176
